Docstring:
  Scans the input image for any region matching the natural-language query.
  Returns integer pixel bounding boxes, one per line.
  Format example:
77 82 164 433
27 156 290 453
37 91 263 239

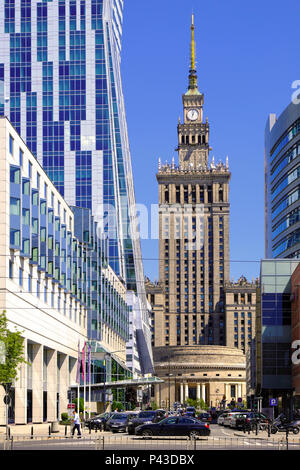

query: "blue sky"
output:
120 0 300 283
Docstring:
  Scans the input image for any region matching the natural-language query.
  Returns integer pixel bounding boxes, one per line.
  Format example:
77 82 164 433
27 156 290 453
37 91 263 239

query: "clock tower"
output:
177 15 210 170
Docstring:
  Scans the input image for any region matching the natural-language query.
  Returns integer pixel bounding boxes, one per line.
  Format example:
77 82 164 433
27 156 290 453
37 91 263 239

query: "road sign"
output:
270 398 278 407
238 397 242 403
67 403 75 409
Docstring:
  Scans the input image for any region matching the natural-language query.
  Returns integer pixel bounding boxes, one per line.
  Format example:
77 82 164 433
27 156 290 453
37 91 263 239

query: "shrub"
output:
61 412 69 422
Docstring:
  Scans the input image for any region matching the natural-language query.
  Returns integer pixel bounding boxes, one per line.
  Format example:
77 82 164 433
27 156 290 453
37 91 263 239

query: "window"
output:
9 134 14 155
28 273 32 293
19 149 23 167
19 267 23 287
9 260 13 279
10 197 20 216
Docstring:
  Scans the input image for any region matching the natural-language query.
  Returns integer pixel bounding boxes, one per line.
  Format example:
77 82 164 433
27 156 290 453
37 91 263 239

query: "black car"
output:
185 407 196 417
196 412 212 423
128 410 166 435
135 416 210 437
237 412 271 430
106 412 139 433
85 412 114 431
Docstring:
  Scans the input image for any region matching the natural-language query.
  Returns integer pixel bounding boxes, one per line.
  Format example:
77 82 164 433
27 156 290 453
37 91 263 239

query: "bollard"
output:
286 429 289 451
256 422 258 436
48 425 51 437
31 426 34 439
268 423 271 438
65 425 67 437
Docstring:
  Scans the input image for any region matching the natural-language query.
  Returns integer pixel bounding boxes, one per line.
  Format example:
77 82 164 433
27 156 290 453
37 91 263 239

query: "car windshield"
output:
138 412 155 418
111 414 128 420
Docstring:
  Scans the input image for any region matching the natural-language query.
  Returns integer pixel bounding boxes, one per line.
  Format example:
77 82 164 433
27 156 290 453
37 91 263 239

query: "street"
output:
3 425 299 451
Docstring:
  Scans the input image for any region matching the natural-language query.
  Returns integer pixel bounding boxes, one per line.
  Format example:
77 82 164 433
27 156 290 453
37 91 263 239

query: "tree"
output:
0 311 27 388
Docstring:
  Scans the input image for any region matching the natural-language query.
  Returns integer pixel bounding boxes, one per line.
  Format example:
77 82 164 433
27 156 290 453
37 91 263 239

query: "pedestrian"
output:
72 409 82 437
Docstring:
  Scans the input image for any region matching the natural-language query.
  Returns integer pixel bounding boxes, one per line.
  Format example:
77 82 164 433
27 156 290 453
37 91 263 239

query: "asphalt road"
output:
4 425 300 451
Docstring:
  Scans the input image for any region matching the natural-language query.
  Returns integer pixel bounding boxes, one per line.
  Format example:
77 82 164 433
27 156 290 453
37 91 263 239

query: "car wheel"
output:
293 427 300 435
142 429 153 437
128 430 134 435
189 430 200 438
271 426 278 434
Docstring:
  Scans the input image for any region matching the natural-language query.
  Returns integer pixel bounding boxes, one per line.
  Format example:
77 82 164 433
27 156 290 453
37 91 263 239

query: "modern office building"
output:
265 101 300 259
0 0 153 374
256 259 298 416
0 116 135 423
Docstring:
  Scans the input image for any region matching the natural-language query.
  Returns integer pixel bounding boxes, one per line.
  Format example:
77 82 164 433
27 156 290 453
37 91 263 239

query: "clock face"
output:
187 109 199 121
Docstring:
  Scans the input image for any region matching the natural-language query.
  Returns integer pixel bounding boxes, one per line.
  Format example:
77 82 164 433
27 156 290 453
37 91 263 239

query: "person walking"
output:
72 409 82 437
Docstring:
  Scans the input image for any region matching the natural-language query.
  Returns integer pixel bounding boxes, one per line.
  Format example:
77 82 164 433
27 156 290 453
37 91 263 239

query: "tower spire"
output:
188 14 199 92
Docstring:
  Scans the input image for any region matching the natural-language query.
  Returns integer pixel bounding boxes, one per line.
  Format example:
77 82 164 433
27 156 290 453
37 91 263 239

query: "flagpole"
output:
88 345 91 419
77 340 80 417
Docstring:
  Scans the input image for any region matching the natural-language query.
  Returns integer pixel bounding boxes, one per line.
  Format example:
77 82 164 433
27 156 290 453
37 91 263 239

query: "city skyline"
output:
121 0 300 284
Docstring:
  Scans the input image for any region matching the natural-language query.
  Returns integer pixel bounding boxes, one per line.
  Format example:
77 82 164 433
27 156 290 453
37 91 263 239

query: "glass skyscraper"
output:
0 0 153 372
0 0 142 289
265 101 300 259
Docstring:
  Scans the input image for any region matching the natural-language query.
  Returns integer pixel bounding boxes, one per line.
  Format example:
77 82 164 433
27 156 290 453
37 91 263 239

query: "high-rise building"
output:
224 275 258 355
156 15 230 347
0 116 133 423
149 17 246 409
265 102 300 259
0 0 153 373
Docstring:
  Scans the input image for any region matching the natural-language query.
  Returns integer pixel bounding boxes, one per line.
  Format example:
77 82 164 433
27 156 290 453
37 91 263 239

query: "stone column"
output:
59 353 68 419
46 348 57 422
197 384 201 400
238 383 242 400
32 343 43 423
180 383 184 403
185 383 189 401
14 338 27 424
201 384 206 404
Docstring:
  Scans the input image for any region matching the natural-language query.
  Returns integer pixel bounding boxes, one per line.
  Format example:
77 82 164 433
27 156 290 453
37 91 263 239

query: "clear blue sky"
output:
120 0 300 283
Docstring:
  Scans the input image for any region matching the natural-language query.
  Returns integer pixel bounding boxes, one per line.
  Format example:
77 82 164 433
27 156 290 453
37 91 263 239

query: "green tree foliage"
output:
72 397 84 412
186 397 208 410
0 311 27 386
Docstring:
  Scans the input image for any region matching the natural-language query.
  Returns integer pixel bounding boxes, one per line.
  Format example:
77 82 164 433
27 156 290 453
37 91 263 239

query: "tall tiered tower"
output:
156 15 231 347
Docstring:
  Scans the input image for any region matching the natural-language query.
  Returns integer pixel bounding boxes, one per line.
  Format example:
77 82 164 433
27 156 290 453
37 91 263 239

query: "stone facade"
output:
153 346 246 409
224 276 259 354
149 17 246 408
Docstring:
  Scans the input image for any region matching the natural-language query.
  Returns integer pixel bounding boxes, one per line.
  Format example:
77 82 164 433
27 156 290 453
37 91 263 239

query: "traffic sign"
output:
67 403 75 409
270 398 277 407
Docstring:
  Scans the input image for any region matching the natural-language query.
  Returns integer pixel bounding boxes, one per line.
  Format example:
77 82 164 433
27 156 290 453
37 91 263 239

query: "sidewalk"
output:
233 429 300 441
0 423 104 438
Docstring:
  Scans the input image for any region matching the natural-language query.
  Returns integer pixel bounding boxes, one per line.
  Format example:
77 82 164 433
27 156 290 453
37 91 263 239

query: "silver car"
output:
223 412 241 427
217 412 229 425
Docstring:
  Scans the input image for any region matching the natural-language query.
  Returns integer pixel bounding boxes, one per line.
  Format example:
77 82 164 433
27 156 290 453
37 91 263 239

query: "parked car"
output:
85 412 114 431
185 407 196 417
243 412 271 430
196 412 212 423
127 410 166 435
223 412 241 427
106 411 139 433
217 411 230 426
229 412 250 429
135 416 210 437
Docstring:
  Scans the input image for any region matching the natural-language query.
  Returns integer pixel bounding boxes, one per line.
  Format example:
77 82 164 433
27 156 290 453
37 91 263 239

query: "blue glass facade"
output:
259 260 299 411
8 145 130 344
0 0 140 292
265 102 300 259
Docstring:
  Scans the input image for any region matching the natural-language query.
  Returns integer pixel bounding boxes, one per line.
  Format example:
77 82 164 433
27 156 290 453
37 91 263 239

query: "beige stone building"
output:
148 17 246 408
224 276 259 354
153 346 246 409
